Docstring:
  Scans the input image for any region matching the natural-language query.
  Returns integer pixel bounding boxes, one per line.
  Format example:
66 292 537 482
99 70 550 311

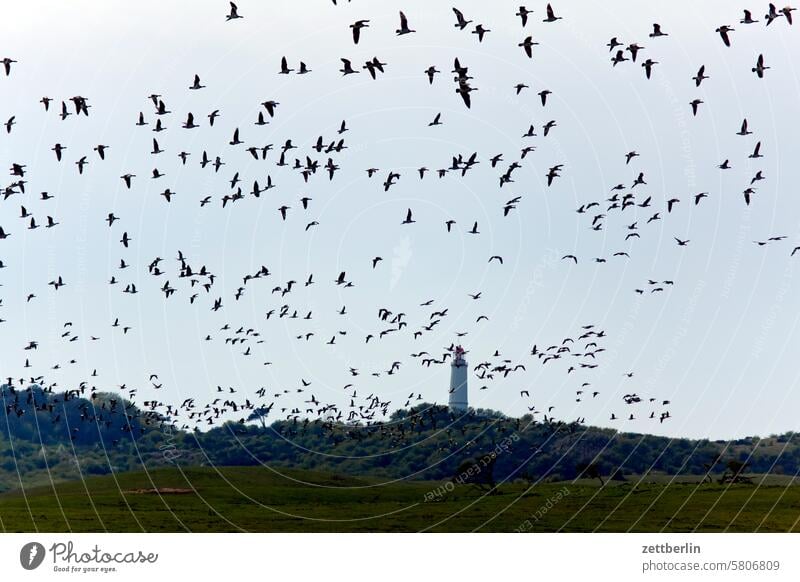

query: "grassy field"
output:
0 466 798 532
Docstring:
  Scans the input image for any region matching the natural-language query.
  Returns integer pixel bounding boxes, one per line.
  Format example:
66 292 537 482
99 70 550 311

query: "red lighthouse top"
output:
452 345 467 368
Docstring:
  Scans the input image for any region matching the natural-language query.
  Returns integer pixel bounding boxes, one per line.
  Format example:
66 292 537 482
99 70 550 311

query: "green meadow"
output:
0 466 798 532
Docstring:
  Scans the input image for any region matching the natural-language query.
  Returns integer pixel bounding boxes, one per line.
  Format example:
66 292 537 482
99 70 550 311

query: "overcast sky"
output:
0 1 799 440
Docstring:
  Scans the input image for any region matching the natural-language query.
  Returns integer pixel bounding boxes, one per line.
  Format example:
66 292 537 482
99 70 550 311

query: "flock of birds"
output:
0 2 796 449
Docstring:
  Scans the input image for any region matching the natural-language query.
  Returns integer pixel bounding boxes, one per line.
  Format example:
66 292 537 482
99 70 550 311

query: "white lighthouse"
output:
448 345 469 412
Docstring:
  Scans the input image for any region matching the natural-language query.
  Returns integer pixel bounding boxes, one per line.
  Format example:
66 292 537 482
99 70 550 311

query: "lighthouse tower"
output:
448 345 469 412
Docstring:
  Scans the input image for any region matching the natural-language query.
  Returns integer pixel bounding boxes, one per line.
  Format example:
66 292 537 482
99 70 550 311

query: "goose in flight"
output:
543 4 562 22
740 128 762 155
52 143 66 161
715 25 734 46
642 58 658 79
625 151 639 164
517 6 534 27
226 2 242 21
519 36 539 58
94 144 109 159
539 89 551 105
340 59 359 75
627 43 644 62
452 8 472 30
279 56 293 74
456 83 476 108
350 20 369 44
1 58 16 76
182 112 198 129
741 9 759 23
736 118 752 136
75 156 88 174
546 164 562 186
424 66 439 84
262 100 279 117
752 54 769 78
396 11 415 35
765 3 782 25
693 65 709 86
472 24 490 42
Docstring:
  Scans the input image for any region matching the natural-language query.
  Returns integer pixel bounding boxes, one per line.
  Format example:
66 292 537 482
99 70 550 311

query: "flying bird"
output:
226 2 242 20
752 54 769 78
519 36 539 58
543 4 562 22
715 25 734 46
396 11 415 35
452 8 472 30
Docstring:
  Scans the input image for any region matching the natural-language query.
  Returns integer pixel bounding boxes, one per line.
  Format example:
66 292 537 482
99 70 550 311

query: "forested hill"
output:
0 385 796 492
193 405 798 482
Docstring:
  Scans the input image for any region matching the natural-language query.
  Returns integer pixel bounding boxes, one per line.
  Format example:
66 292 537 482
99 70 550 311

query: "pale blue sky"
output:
0 1 799 440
